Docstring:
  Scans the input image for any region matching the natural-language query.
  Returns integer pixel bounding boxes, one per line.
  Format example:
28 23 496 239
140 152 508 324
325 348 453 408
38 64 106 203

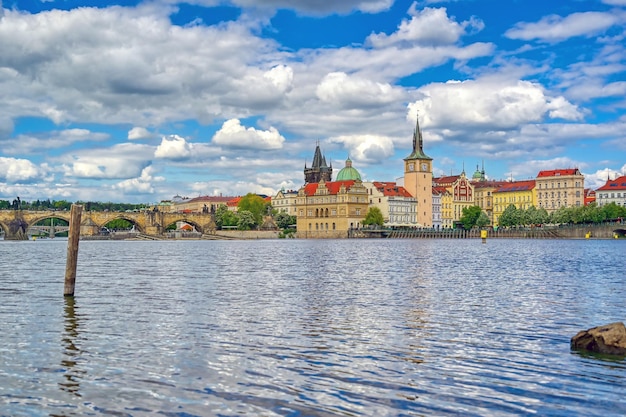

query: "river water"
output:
0 238 624 416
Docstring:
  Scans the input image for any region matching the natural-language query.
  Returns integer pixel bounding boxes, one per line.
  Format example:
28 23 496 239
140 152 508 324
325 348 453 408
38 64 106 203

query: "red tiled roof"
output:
494 180 536 193
596 175 626 191
302 180 356 196
371 181 412 197
537 169 580 177
433 175 459 185
432 186 450 195
188 195 237 203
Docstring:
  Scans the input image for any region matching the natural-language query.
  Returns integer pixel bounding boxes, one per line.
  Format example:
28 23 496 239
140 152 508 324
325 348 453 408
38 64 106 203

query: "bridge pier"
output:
3 213 29 240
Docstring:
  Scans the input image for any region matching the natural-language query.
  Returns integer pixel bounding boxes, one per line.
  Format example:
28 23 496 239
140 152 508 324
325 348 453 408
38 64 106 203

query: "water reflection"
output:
59 296 85 398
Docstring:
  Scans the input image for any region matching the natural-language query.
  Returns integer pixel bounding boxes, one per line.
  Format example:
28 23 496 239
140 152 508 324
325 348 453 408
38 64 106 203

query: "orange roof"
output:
302 180 356 196
371 181 412 197
227 197 242 207
596 175 626 191
537 168 580 177
494 180 535 193
432 186 450 195
434 175 460 185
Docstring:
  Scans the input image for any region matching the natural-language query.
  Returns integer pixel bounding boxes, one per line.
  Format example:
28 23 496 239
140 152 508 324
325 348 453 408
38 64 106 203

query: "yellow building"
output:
403 115 433 227
295 179 369 238
535 168 585 212
474 181 507 227
492 180 536 225
159 195 235 213
433 186 452 228
272 189 299 216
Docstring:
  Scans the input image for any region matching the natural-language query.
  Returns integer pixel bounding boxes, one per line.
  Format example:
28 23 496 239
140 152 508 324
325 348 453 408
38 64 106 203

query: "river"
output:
0 238 624 416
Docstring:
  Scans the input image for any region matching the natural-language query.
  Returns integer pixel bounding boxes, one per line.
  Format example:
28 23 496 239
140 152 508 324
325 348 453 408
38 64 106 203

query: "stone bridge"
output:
0 209 216 240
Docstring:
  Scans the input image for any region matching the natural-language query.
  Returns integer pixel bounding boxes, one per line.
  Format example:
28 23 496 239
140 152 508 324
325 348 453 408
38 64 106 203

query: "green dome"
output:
336 157 362 181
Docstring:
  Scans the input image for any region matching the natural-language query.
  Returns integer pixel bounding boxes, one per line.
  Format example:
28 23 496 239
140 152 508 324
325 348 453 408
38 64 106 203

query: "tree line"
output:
214 193 296 234
461 202 626 229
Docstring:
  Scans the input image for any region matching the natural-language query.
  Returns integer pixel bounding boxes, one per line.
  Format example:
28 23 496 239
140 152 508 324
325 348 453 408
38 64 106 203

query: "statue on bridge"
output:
8 218 28 239
12 196 21 211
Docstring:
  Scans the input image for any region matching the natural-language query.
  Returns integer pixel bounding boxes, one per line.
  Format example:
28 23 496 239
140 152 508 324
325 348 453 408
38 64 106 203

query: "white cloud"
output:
505 11 622 43
128 127 153 140
113 166 163 194
212 119 285 150
154 135 194 159
329 134 395 164
584 166 626 189
316 72 404 109
4 129 109 155
0 157 44 182
228 0 393 15
409 78 583 131
602 0 626 5
366 6 483 48
509 157 584 181
63 143 153 179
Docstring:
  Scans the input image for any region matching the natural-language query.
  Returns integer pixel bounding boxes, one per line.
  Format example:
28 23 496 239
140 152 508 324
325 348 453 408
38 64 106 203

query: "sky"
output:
1 0 625 204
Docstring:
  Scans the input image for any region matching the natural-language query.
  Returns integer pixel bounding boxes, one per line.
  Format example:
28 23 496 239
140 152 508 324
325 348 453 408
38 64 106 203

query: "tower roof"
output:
336 157 361 181
404 113 432 162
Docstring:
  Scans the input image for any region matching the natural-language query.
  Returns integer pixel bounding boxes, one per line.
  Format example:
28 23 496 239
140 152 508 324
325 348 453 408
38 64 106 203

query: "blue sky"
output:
1 0 625 204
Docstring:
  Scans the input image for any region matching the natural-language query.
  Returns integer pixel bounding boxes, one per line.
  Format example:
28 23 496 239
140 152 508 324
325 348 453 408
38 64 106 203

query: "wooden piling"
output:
64 204 83 297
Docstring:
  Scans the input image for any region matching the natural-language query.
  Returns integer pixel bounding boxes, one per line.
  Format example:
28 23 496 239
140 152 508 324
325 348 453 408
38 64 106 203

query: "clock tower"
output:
403 113 433 227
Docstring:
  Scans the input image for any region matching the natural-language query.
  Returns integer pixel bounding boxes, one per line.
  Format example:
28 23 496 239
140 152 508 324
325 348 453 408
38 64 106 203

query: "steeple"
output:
304 142 333 183
404 111 432 161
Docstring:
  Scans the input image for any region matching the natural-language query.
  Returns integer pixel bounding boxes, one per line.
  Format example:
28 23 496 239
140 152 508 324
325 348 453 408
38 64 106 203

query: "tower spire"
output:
404 110 431 161
413 110 424 154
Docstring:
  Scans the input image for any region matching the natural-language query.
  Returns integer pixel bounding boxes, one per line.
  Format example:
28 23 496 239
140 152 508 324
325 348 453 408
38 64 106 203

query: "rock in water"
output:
571 322 626 356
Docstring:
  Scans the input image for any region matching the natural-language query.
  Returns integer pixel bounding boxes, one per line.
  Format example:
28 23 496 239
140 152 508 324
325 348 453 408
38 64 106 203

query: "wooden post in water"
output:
64 204 83 297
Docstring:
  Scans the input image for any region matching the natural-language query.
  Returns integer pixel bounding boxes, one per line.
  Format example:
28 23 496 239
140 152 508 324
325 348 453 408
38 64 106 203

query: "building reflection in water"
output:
59 296 86 397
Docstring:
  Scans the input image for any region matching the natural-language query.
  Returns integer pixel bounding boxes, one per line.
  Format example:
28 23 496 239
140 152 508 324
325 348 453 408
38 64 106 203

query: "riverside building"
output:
595 175 626 207
535 169 584 212
403 115 433 227
295 149 368 238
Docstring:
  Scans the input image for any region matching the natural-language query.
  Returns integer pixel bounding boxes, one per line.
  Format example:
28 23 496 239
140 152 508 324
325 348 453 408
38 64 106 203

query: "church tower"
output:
403 113 433 227
304 142 332 183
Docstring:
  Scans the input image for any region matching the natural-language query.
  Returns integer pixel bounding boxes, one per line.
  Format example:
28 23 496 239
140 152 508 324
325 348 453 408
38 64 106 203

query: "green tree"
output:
237 210 257 230
551 206 573 224
362 207 384 227
105 219 134 230
499 204 519 227
215 205 239 228
601 202 626 220
460 205 482 229
275 212 296 229
237 193 267 226
475 211 490 228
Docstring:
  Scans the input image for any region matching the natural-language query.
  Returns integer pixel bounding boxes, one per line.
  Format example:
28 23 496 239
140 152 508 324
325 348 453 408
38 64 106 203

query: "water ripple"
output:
0 239 625 416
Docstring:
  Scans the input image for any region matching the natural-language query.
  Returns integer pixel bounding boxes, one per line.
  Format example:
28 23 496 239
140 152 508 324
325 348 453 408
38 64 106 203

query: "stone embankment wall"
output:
350 222 625 239
209 230 280 239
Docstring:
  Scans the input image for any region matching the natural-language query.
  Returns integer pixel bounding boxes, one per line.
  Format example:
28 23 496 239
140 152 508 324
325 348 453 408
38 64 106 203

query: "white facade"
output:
596 175 626 207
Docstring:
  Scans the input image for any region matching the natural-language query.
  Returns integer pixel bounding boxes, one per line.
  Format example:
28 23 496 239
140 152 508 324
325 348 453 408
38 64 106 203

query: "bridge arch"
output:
99 215 145 233
613 228 626 238
27 215 70 238
163 217 205 234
